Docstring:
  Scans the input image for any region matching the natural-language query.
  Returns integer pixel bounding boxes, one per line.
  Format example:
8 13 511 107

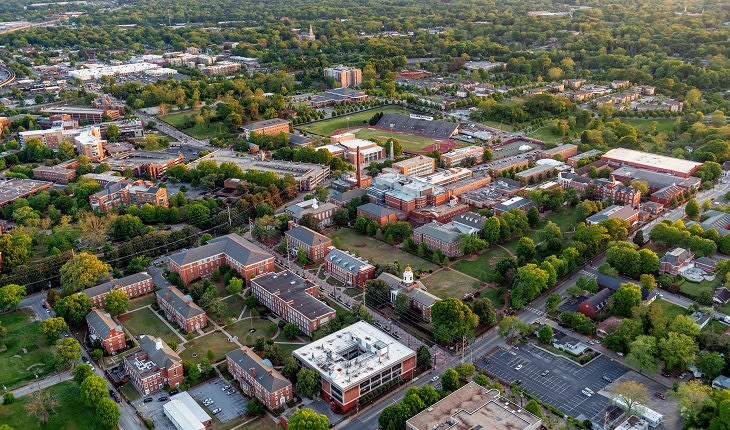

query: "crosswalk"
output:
525 307 545 316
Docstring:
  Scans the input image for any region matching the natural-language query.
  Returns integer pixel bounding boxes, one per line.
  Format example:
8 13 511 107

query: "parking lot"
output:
135 391 176 430
188 377 248 423
479 343 627 420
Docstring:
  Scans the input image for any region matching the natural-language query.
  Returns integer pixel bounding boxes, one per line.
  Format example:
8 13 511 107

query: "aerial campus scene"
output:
0 0 728 429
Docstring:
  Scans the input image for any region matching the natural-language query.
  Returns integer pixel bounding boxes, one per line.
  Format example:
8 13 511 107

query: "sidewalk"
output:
9 370 73 399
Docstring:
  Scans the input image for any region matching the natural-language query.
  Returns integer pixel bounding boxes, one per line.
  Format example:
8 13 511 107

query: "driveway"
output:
188 378 247 423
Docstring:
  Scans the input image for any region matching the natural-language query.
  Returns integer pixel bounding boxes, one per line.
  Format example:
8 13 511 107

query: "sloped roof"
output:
138 334 180 369
414 221 461 244
86 308 122 340
325 247 374 275
285 225 330 247
83 272 151 298
226 347 291 392
169 234 273 267
156 287 205 319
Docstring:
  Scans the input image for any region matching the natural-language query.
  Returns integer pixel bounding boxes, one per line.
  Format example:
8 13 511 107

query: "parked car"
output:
616 352 624 357
211 408 222 414
540 370 550 377
158 396 168 402
221 385 230 391
226 389 235 395
679 373 687 379
81 356 90 364
431 376 439 382
655 392 667 400
512 379 522 385
581 389 592 397
602 375 613 383
514 364 523 371
143 397 153 403
169 389 180 395
584 388 594 396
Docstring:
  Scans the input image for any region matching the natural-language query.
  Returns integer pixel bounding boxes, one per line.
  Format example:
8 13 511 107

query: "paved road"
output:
134 110 212 150
19 291 51 321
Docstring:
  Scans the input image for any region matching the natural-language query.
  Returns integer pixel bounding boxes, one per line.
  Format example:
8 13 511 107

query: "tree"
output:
498 316 532 344
288 408 329 430
685 198 700 218
515 237 536 263
633 229 645 246
91 349 103 362
613 380 648 416
296 368 319 399
640 274 657 291
104 289 129 316
59 252 110 294
296 246 309 265
73 363 94 384
3 393 14 405
454 363 475 379
26 390 58 424
659 332 698 371
537 325 553 344
95 397 121 429
545 293 561 315
697 351 725 380
80 374 108 407
669 314 701 339
394 293 410 319
226 277 244 295
365 279 390 308
111 214 145 239
525 399 542 417
611 283 643 317
283 322 300 339
673 380 711 421
626 335 660 374
105 124 120 142
417 345 431 369
0 284 26 310
40 317 68 342
441 368 459 391
55 293 93 325
471 298 497 327
55 337 81 368
431 298 479 345
246 398 265 417
333 208 350 226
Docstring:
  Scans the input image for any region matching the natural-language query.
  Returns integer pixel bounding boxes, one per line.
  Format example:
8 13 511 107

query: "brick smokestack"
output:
356 146 362 188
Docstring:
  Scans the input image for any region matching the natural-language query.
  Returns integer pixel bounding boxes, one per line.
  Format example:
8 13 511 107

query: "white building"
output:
69 62 160 80
163 392 212 430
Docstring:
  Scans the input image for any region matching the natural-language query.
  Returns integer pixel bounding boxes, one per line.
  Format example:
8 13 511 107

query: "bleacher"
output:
376 113 459 139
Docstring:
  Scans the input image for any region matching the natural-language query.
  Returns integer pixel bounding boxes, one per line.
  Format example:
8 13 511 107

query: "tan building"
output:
441 146 485 168
74 127 106 161
392 155 436 177
324 65 362 88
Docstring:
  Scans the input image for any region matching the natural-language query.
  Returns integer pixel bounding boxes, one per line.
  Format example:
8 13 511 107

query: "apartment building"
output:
86 308 126 354
83 272 154 307
324 247 376 290
324 65 362 88
156 286 207 333
31 164 77 184
241 118 290 139
168 233 275 286
284 225 332 263
89 179 168 213
226 347 293 410
124 335 183 395
250 271 336 336
74 127 105 161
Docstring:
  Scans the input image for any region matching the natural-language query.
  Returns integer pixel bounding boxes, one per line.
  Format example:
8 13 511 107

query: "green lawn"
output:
240 418 286 430
353 127 460 154
420 268 481 299
326 276 344 287
296 105 408 136
120 382 141 401
127 293 158 311
345 288 363 298
702 319 728 336
160 110 229 139
0 310 57 389
328 229 438 273
180 331 236 364
118 307 181 345
655 299 690 319
481 287 506 309
479 120 513 131
679 277 718 300
527 127 563 144
274 342 306 357
225 318 278 347
0 381 97 430
453 246 511 280
620 118 678 134
221 294 246 320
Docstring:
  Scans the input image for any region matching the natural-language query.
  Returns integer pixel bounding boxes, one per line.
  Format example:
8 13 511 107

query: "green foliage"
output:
431 298 479 345
441 369 459 391
288 409 329 430
296 368 319 399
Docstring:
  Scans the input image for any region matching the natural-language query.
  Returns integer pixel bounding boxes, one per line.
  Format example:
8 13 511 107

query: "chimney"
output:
268 369 273 375
168 286 172 291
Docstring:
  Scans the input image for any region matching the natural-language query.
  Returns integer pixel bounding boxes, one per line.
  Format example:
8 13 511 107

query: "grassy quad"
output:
225 317 278 347
127 293 158 311
180 331 236 364
240 418 286 430
118 307 181 345
296 105 408 136
420 268 481 300
620 117 678 134
160 110 228 139
0 381 97 430
654 299 690 319
328 228 438 273
453 246 511 280
0 310 57 389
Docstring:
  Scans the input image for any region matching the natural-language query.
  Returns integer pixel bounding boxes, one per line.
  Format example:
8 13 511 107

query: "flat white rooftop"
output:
602 148 703 174
293 321 414 391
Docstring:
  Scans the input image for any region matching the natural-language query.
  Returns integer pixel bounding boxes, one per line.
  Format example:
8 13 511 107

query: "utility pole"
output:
227 205 232 228
461 335 466 362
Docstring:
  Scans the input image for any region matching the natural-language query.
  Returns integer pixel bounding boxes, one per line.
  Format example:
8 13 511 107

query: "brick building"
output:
557 173 641 208
493 196 535 216
323 65 362 88
89 180 168 213
293 322 416 412
586 205 640 226
324 247 376 290
540 144 578 161
412 221 463 258
241 118 290 139
156 286 208 333
356 202 403 226
86 308 126 354
284 225 332 263
391 156 436 177
168 234 275 286
31 164 77 184
440 146 485 168
379 267 440 322
649 184 685 206
602 148 703 179
83 272 154 307
250 271 336 336
226 347 293 410
659 248 694 275
124 335 183 395
74 127 106 161
285 198 338 228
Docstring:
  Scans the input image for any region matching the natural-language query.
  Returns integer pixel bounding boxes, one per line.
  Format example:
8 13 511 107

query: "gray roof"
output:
169 234 273 267
288 134 312 146
377 273 440 308
242 118 289 131
156 287 206 319
452 211 486 231
325 247 374 275
660 248 692 265
86 308 122 340
285 225 330 247
553 329 581 347
611 166 695 190
583 288 614 308
357 202 400 218
83 272 152 299
494 197 534 212
695 257 716 268
138 335 180 369
251 271 335 321
698 211 730 236
329 187 368 203
226 347 291 392
414 221 462 244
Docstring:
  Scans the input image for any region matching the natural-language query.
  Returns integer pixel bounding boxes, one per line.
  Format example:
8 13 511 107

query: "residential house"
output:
596 316 622 338
659 248 694 275
86 308 126 354
578 289 614 319
284 225 332 263
226 347 293 409
156 286 207 333
552 329 589 355
714 287 730 305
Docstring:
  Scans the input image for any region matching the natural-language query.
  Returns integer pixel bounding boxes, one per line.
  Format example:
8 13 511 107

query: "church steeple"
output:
308 24 315 41
403 265 413 284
